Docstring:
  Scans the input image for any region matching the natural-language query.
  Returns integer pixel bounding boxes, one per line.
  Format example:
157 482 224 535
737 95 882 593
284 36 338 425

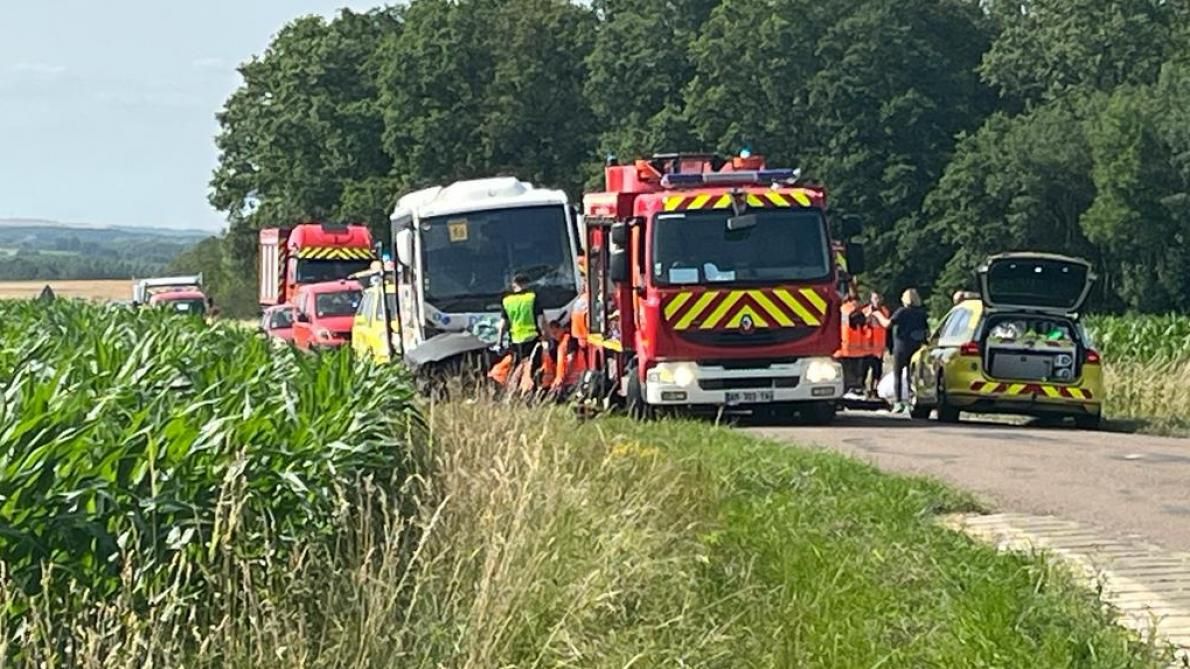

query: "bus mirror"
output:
395 229 413 267
841 214 862 238
845 242 866 275
609 249 628 283
726 214 758 231
610 222 628 247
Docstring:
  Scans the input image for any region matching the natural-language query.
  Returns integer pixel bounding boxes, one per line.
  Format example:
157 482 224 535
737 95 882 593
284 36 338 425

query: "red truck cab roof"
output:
286 222 373 250
584 153 826 219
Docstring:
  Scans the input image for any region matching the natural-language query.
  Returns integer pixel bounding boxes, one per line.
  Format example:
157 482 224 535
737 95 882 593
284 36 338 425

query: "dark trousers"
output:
509 341 537 364
893 347 916 402
864 356 883 390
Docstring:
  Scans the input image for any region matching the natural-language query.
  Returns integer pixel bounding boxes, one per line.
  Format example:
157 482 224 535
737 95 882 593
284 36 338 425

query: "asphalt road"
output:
749 412 1190 552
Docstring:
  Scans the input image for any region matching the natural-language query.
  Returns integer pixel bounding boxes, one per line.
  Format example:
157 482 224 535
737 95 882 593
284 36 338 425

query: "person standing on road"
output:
835 283 867 394
861 291 890 399
871 288 929 414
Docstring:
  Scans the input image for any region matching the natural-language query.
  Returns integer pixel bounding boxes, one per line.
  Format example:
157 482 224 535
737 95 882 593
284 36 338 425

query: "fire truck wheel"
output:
626 368 653 420
802 401 836 425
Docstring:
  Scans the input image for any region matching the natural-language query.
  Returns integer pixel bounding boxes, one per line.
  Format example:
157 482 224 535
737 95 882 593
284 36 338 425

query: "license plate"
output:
725 390 774 405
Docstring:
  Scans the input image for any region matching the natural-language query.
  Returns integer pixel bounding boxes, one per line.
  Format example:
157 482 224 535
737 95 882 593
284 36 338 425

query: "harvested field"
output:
0 279 129 301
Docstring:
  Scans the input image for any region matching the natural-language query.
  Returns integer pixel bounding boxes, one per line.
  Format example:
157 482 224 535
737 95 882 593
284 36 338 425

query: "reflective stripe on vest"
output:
503 291 539 344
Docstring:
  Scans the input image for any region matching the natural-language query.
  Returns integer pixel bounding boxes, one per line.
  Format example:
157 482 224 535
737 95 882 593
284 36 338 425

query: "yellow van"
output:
351 269 400 363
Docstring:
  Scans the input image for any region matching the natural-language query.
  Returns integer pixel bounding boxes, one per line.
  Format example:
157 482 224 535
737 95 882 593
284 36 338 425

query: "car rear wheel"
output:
934 377 960 423
1074 413 1102 430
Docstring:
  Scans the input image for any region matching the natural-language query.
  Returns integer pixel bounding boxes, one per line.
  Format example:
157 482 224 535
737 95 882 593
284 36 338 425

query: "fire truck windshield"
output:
421 205 575 312
296 259 373 284
652 208 831 285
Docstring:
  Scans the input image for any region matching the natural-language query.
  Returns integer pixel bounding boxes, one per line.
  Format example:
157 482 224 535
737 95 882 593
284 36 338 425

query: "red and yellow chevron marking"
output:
295 246 376 260
969 380 1093 400
662 287 829 331
663 189 816 212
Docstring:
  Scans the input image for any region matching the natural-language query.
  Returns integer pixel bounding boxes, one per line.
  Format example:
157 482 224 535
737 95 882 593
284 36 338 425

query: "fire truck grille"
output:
699 377 800 391
678 327 812 347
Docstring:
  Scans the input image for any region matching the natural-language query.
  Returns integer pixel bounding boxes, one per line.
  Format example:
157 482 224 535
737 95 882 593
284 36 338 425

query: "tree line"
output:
205 0 1190 316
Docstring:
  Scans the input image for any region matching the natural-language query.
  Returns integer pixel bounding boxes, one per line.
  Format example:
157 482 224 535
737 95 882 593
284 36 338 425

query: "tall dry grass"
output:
2 402 727 668
1103 359 1190 433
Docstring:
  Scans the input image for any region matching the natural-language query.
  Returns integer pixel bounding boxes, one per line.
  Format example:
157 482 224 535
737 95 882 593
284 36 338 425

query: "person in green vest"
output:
498 273 545 364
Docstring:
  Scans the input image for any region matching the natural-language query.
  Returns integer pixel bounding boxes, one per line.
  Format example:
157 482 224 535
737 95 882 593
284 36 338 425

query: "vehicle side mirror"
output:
841 214 862 238
610 222 627 247
395 229 414 267
296 313 310 324
609 249 628 283
845 242 866 275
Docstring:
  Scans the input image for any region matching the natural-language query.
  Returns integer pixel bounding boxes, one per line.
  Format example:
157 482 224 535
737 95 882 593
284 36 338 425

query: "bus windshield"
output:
652 209 831 285
421 205 576 312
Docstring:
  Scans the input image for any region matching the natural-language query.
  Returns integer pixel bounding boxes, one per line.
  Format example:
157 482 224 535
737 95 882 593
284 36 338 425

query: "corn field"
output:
1086 314 1190 362
0 301 424 659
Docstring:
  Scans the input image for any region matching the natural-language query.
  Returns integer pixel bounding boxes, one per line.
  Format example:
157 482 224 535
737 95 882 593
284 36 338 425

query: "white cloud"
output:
8 62 66 77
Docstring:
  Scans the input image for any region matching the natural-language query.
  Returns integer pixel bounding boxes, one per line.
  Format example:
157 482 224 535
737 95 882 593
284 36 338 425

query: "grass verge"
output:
11 400 1169 666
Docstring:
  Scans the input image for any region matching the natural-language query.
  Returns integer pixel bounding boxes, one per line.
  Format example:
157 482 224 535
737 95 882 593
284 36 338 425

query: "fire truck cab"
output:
259 222 376 308
579 152 863 422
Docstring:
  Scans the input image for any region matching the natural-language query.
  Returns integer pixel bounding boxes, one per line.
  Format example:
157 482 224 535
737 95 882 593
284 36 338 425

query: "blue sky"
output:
0 1 378 231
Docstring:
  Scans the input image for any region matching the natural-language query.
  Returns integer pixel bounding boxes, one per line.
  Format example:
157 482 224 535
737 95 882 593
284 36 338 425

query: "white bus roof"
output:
391 177 568 222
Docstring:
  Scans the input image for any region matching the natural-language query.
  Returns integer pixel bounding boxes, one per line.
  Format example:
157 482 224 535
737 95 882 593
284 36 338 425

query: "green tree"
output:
980 0 1182 107
801 0 994 296
377 0 596 195
210 8 401 235
924 97 1101 310
584 0 717 172
1082 65 1190 311
683 0 833 161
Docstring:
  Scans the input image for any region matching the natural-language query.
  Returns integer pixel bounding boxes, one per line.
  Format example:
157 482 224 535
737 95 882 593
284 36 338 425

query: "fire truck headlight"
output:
648 362 697 387
672 363 696 388
806 358 841 384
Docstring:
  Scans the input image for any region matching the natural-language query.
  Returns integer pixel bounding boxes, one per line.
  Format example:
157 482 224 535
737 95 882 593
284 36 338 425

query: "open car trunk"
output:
975 253 1095 383
980 313 1084 383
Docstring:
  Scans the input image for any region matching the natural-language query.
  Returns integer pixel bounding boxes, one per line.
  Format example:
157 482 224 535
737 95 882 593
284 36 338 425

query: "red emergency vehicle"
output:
259 222 375 308
578 152 863 423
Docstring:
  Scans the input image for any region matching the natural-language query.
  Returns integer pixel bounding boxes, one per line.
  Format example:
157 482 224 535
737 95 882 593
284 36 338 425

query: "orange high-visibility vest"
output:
540 343 557 388
862 304 890 357
488 354 513 385
552 333 586 390
836 300 865 358
571 294 589 345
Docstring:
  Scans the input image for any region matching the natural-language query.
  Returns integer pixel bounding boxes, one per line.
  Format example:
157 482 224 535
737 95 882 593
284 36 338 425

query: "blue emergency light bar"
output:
660 168 801 188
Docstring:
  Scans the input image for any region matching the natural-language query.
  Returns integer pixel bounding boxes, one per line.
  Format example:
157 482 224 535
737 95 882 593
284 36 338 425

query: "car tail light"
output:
1084 349 1101 365
960 341 980 357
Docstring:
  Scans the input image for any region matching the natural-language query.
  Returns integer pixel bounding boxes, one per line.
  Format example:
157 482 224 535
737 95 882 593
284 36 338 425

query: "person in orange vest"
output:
488 352 514 387
539 320 563 390
861 290 890 399
548 321 586 400
835 283 867 393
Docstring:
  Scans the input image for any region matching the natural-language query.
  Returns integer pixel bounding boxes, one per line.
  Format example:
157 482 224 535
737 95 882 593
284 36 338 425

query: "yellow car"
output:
909 253 1104 429
350 270 401 363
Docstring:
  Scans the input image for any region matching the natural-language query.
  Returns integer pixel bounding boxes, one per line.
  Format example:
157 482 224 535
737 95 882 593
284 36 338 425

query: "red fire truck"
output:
578 152 863 423
259 222 376 308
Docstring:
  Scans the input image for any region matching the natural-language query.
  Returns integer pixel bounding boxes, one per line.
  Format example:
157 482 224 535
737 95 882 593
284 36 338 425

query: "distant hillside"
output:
0 219 211 281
